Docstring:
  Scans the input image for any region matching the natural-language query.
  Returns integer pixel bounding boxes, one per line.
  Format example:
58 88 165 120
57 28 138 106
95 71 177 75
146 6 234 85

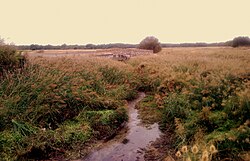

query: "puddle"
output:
84 93 162 161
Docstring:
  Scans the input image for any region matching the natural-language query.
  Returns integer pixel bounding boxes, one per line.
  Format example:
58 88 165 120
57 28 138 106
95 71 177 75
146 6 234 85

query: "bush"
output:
231 36 250 47
138 36 162 53
0 45 25 76
0 57 140 160
160 75 250 160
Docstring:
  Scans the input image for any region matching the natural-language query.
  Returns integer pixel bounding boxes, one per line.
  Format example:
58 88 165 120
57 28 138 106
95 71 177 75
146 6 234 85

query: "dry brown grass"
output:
130 47 250 161
129 47 250 81
27 48 152 58
1 46 249 160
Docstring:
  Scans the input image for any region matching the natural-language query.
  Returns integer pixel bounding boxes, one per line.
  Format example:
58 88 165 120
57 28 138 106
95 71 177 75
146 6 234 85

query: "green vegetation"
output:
162 75 250 160
0 54 146 160
138 36 162 53
0 46 250 160
232 36 250 47
0 45 25 76
131 48 250 160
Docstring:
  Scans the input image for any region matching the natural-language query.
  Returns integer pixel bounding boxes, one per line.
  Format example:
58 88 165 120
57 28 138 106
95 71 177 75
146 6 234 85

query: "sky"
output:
0 0 250 45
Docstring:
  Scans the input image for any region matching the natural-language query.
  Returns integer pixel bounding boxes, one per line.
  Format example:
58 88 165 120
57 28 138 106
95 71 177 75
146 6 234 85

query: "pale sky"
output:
1 0 250 45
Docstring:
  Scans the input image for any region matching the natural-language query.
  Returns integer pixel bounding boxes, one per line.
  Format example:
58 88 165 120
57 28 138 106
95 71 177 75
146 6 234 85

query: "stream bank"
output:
84 92 162 161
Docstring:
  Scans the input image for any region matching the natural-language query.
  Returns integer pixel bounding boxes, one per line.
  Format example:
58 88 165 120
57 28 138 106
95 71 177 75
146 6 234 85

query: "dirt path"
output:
83 93 162 161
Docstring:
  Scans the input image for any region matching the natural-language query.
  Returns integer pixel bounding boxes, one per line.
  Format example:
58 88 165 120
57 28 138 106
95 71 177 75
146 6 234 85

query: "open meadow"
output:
0 47 250 160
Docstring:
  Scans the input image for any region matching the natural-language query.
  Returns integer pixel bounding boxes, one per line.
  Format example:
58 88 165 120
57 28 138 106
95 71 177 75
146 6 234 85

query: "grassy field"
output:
0 47 249 160
133 47 250 161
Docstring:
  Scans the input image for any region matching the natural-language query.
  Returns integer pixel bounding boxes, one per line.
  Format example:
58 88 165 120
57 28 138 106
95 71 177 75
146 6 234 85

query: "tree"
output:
85 44 96 49
231 36 250 47
138 36 162 53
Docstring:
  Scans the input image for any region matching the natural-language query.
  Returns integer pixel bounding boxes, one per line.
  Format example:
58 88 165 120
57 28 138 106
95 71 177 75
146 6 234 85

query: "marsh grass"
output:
0 56 142 160
130 47 250 160
1 47 250 160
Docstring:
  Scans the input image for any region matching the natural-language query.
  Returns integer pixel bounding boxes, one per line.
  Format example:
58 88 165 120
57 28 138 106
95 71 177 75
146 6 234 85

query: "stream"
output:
84 92 162 161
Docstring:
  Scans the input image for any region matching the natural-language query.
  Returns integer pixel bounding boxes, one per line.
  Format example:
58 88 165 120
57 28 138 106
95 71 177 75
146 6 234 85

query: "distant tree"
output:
30 44 43 50
231 36 250 47
224 40 233 46
61 44 67 49
44 44 53 50
86 44 96 49
138 36 162 53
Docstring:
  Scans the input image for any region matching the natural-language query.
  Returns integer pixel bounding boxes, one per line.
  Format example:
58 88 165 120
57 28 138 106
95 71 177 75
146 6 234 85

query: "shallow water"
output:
84 93 162 161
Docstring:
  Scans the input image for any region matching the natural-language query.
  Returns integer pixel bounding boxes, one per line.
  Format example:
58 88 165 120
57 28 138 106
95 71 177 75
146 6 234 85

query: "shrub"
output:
0 45 26 76
0 45 18 72
160 75 250 160
231 36 250 47
138 36 162 53
0 57 139 160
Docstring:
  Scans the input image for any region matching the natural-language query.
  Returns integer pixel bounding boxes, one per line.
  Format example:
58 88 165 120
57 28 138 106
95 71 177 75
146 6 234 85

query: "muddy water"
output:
84 93 162 161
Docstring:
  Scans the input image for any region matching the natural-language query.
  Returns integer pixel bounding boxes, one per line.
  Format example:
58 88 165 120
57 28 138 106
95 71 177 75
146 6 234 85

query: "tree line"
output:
17 42 230 50
2 36 250 51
